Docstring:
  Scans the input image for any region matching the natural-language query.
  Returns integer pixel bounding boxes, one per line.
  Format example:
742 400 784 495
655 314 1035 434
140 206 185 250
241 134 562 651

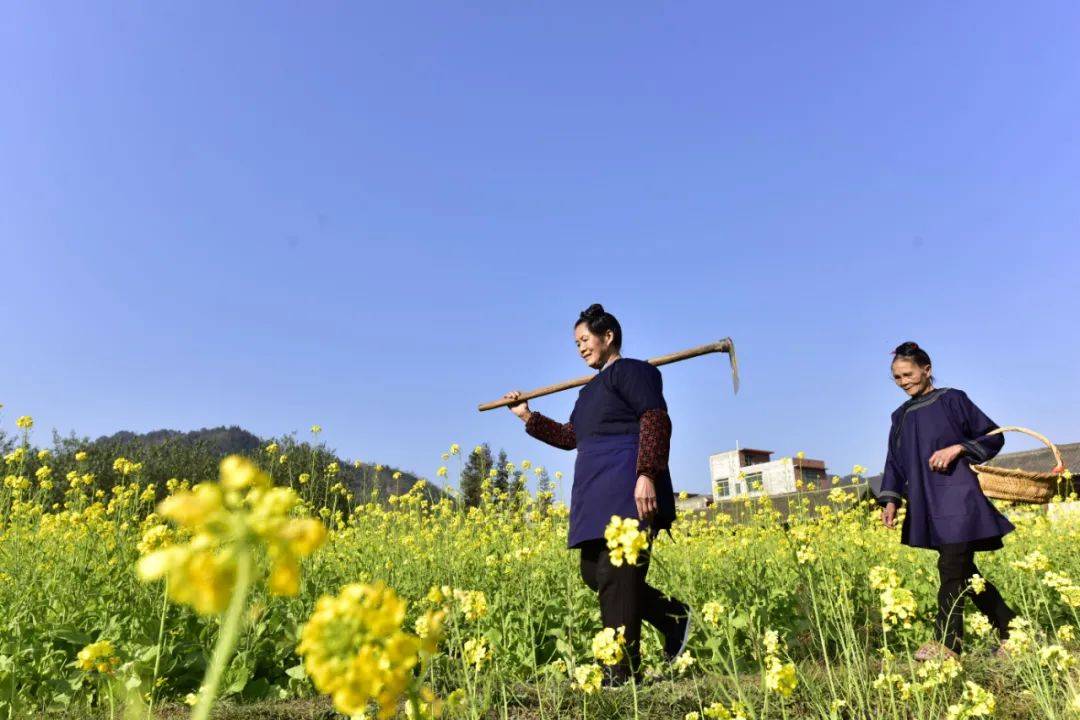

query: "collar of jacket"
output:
891 387 950 452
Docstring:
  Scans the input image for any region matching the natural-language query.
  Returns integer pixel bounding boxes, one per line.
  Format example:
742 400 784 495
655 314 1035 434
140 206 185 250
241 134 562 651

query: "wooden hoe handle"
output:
478 337 739 412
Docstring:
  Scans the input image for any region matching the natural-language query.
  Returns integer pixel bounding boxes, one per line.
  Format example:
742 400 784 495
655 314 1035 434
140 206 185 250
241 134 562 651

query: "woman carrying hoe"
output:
880 342 1017 660
503 304 691 686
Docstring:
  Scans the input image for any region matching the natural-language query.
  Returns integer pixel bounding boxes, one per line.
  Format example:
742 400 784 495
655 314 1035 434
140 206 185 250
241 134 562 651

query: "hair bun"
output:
580 303 605 321
892 341 923 356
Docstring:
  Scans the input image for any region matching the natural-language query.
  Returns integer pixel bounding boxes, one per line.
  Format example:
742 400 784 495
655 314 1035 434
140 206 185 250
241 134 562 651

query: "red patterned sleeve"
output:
525 412 577 450
637 408 672 481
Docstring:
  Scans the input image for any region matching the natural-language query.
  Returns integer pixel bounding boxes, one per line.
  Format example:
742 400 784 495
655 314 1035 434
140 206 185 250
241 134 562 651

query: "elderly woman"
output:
504 304 690 686
880 341 1017 660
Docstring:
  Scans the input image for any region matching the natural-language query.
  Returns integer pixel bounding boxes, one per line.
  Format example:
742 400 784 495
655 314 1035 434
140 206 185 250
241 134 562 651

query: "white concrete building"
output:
675 492 712 512
708 448 827 501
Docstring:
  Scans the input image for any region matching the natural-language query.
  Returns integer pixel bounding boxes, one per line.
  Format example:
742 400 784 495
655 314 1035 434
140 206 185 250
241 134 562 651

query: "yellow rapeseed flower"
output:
966 614 993 637
945 681 995 720
573 663 602 694
702 600 726 625
604 516 648 567
113 457 142 476
704 700 749 719
765 656 797 697
76 640 119 674
591 626 626 666
969 574 986 594
296 582 429 720
463 637 489 668
1003 618 1035 654
672 651 695 674
452 588 488 621
1039 644 1075 673
137 456 326 614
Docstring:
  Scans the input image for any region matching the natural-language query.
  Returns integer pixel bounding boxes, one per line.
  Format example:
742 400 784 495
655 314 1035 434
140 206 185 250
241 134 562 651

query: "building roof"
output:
739 448 773 456
793 457 827 471
986 442 1080 474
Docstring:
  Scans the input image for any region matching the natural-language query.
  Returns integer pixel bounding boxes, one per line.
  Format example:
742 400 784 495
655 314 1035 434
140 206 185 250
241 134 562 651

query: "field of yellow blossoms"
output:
2 414 1080 720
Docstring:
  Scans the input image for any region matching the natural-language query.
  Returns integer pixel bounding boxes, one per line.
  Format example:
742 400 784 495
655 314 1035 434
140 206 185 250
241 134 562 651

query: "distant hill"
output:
87 425 444 503
94 426 264 456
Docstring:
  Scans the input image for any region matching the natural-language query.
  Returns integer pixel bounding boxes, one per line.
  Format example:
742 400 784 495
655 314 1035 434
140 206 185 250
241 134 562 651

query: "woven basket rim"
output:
971 463 1061 483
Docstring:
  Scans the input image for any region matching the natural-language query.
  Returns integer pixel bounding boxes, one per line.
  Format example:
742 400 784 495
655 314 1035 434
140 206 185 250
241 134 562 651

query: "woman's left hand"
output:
928 444 965 472
635 475 657 522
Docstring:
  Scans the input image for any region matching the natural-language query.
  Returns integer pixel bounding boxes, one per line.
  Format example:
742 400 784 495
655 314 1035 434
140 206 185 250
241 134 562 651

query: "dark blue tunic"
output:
879 388 1014 550
568 358 676 549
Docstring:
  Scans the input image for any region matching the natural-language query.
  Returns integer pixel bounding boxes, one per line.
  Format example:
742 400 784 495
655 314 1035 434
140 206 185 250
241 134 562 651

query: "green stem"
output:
192 549 253 720
146 579 170 719
108 681 116 720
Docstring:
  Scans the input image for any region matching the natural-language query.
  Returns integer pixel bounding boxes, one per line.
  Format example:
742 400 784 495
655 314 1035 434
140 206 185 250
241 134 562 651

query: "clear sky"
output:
2 2 1077 496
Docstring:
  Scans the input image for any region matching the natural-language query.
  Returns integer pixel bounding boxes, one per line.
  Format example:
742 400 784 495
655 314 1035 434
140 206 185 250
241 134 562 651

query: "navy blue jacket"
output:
880 388 1013 549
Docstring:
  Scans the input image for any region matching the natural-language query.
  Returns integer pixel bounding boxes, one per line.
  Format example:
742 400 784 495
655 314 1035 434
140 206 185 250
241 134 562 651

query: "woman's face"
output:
892 358 933 397
574 323 615 369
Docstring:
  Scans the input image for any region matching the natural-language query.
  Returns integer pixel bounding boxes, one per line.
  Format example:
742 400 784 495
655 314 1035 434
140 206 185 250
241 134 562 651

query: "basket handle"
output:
983 426 1065 472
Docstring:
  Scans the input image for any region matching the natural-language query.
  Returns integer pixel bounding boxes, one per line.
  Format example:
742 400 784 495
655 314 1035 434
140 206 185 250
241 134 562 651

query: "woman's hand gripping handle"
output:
503 390 533 423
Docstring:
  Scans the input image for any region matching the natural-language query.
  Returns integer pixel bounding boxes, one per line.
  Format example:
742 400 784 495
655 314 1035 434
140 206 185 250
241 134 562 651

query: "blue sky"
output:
2 2 1077 496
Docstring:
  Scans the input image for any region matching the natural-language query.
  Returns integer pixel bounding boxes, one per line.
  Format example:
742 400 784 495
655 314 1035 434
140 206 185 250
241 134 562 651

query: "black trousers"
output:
936 542 1016 653
578 538 686 675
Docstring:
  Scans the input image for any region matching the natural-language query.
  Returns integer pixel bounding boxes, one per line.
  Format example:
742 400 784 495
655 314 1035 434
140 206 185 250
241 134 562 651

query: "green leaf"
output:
225 667 251 695
50 626 92 646
241 677 271 700
50 692 72 707
285 663 307 680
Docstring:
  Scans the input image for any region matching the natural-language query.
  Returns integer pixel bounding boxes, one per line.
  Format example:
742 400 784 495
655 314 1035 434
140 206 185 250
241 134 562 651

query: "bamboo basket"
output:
971 426 1070 504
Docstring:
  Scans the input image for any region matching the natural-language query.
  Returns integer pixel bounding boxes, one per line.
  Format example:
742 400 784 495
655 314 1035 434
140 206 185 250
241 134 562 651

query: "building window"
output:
715 479 730 497
744 472 763 491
